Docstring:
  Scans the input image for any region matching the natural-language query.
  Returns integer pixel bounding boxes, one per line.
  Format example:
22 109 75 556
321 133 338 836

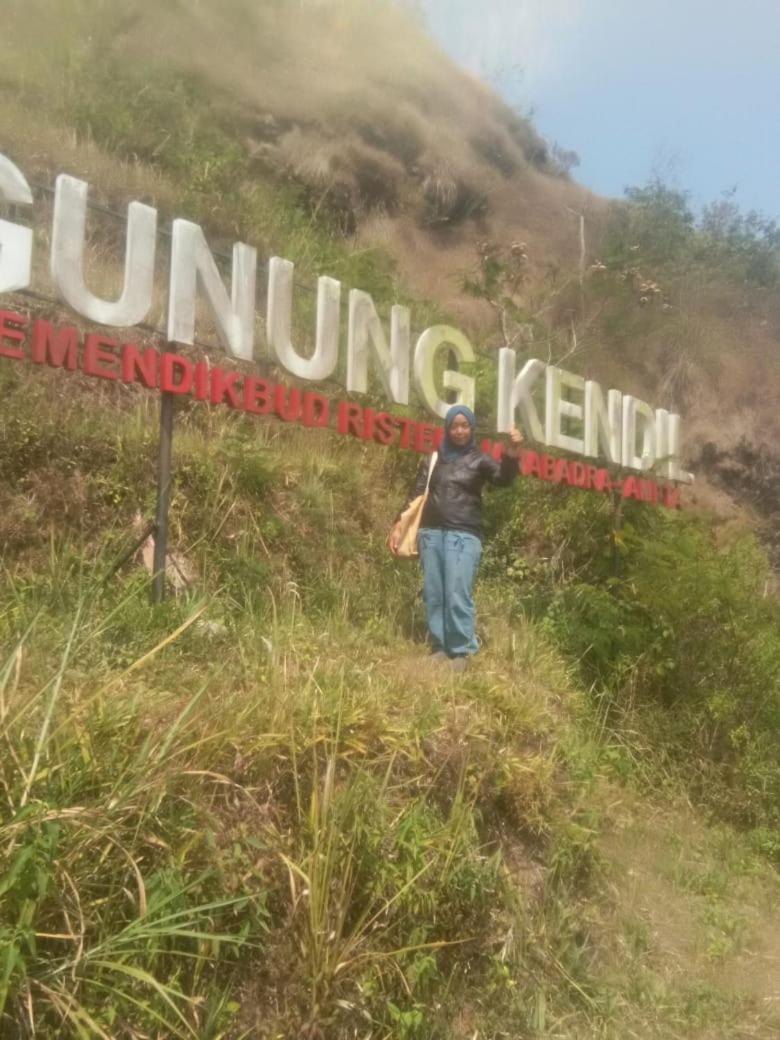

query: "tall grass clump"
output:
0 596 270 1037
0 533 607 1037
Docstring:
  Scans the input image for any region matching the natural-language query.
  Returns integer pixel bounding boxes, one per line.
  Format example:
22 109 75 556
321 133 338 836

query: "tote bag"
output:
391 452 438 560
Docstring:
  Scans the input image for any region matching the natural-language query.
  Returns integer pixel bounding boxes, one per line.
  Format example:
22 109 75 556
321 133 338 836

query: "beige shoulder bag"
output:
391 452 438 560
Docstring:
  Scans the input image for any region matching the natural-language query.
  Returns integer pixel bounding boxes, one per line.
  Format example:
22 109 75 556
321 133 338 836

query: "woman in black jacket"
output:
389 405 523 671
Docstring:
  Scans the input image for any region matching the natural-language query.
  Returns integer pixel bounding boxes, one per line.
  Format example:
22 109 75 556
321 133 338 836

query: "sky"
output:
417 0 780 218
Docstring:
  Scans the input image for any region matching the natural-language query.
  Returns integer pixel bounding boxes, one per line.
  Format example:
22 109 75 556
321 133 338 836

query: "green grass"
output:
1 363 778 1037
0 537 577 1036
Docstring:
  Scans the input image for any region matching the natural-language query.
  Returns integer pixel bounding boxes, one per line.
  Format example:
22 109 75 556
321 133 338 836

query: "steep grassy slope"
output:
0 0 595 296
1 357 778 1038
1 2 779 1036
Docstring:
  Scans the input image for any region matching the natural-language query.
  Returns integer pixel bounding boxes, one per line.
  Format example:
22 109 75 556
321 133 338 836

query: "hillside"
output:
3 0 779 543
1 364 778 1038
0 1 779 1038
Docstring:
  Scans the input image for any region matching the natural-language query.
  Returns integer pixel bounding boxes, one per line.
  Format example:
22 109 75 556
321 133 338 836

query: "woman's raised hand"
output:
505 424 524 458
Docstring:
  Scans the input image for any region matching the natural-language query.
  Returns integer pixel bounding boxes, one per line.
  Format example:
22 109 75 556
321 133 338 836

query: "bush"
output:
481 475 780 837
546 511 780 832
604 176 780 288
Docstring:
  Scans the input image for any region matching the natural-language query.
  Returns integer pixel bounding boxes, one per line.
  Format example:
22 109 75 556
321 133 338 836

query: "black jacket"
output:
399 448 518 538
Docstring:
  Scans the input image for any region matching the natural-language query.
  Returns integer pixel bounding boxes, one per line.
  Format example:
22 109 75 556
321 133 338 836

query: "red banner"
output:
0 309 681 508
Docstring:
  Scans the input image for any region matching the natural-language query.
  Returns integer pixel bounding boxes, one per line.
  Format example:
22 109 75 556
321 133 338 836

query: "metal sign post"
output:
151 385 175 603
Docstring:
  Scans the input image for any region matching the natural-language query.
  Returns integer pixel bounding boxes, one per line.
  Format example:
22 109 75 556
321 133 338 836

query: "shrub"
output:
544 510 780 832
604 176 780 288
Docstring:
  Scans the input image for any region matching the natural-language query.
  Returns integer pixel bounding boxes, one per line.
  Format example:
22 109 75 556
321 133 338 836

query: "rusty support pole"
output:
151 389 175 603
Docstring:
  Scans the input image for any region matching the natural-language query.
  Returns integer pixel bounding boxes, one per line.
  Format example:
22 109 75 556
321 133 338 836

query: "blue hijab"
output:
441 404 477 461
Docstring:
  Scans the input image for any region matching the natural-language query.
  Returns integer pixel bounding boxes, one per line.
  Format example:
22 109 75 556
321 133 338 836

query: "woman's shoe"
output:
430 650 448 663
449 656 468 673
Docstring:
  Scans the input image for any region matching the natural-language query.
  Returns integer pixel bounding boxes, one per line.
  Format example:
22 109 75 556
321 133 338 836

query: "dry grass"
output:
0 95 173 208
0 0 598 296
599 795 780 1036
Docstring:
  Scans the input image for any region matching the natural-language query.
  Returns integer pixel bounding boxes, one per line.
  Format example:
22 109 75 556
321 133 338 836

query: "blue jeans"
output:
418 528 482 657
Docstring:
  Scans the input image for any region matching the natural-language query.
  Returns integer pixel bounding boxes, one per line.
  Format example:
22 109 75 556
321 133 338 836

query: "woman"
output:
389 405 523 671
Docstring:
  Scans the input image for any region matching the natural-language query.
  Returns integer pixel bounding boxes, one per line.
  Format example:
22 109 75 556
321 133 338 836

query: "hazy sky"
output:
418 0 780 217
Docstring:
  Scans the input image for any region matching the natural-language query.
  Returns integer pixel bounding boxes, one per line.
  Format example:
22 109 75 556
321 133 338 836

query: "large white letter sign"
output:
496 350 545 441
0 150 696 486
666 413 694 483
346 290 410 404
584 380 622 464
655 408 671 476
266 257 340 381
168 220 257 361
0 152 34 293
621 396 657 471
546 365 586 455
51 174 157 327
413 326 476 418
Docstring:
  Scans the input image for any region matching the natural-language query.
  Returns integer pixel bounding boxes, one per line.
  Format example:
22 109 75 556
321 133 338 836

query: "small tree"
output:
463 239 532 351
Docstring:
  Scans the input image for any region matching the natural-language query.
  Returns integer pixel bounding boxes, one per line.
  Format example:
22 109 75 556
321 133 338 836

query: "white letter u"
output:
51 174 157 328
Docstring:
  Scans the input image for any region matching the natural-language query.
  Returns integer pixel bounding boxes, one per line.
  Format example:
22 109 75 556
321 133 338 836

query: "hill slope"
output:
0 2 779 1037
1 366 778 1038
3 0 778 542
